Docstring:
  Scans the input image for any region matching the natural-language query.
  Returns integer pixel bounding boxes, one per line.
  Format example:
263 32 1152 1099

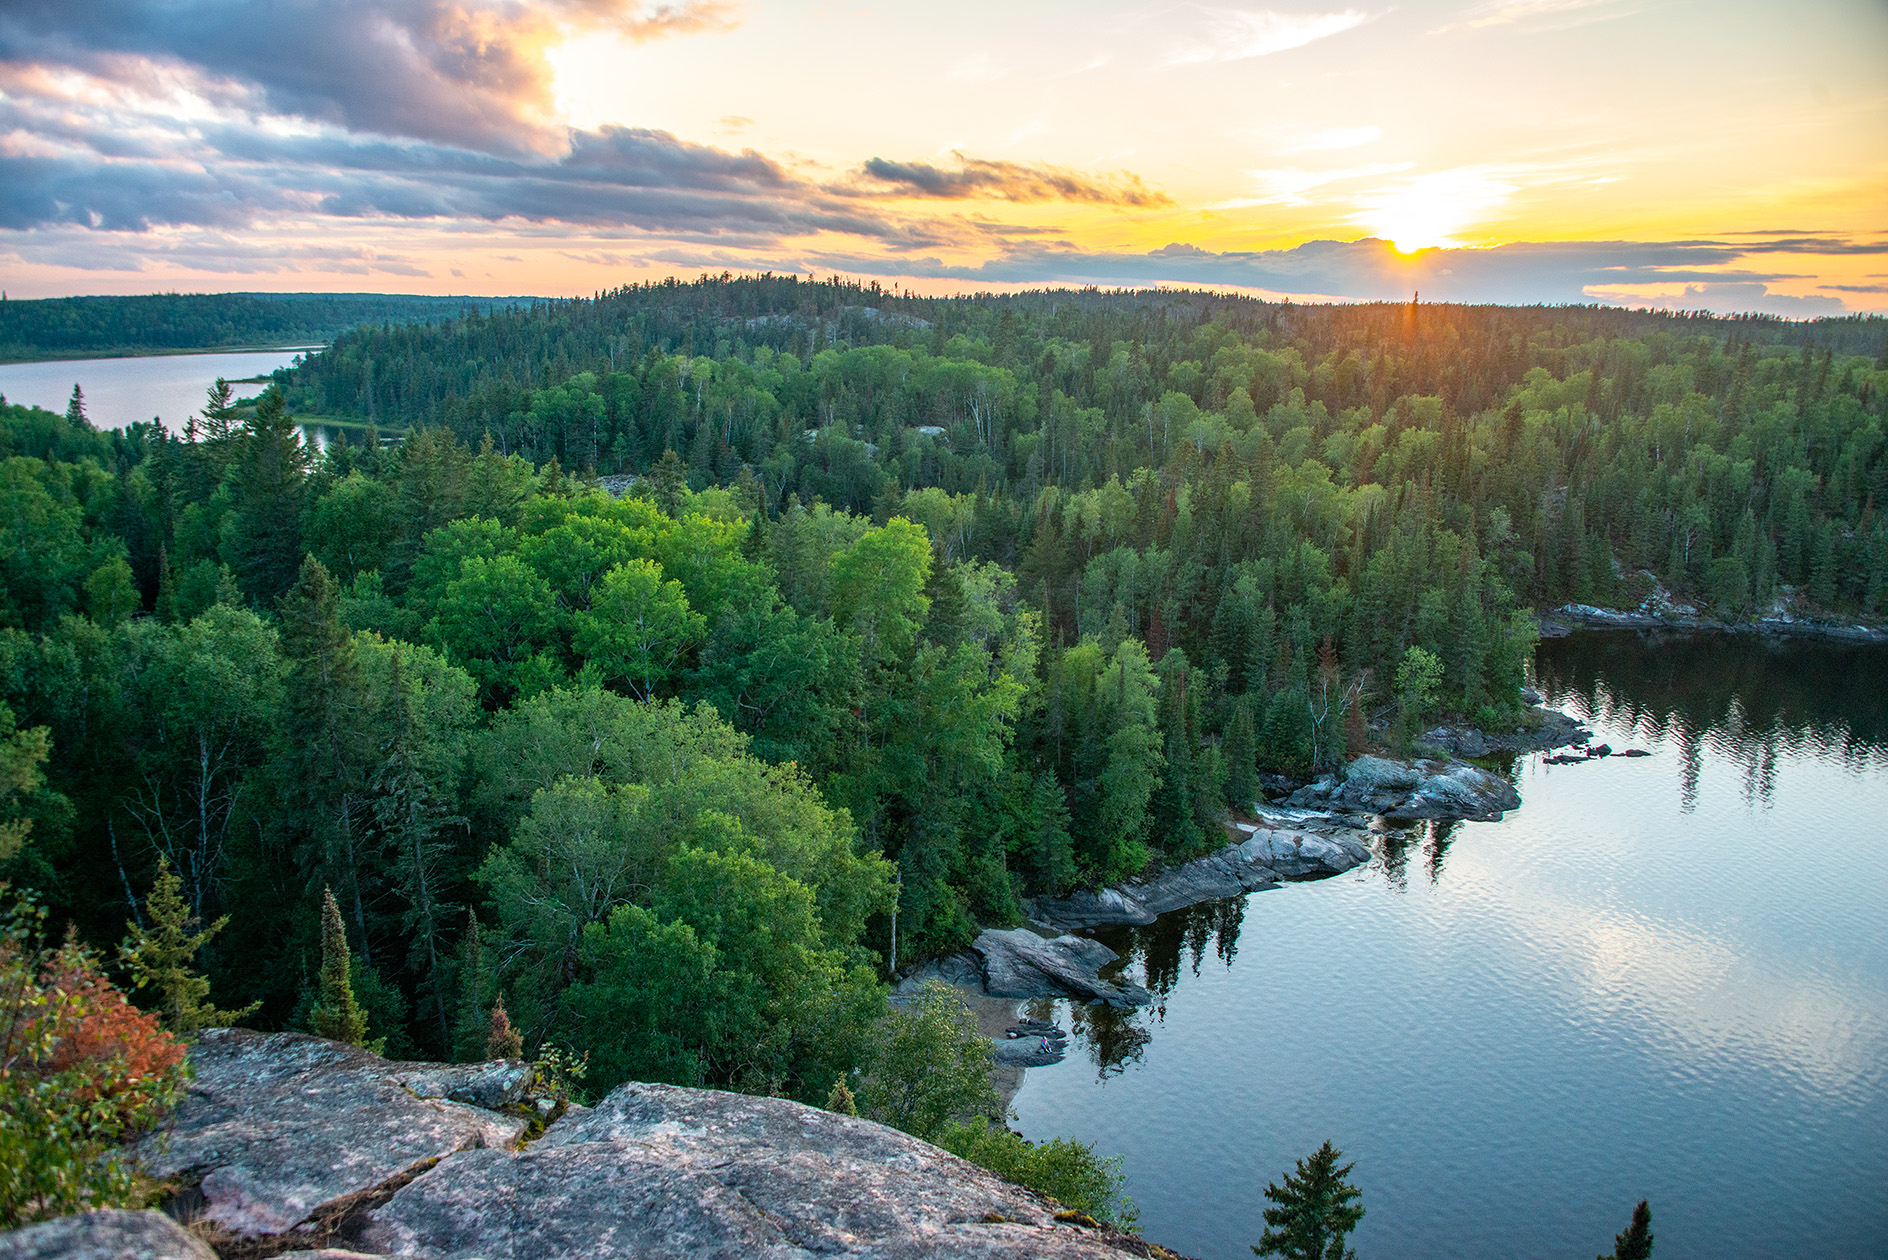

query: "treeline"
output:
0 276 1881 1094
0 292 532 363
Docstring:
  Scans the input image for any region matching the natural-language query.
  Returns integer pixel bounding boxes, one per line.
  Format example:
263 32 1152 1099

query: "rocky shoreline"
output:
903 741 1562 1105
1542 601 1888 644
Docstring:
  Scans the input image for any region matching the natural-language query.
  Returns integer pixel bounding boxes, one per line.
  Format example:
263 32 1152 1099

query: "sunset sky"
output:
2 0 1885 313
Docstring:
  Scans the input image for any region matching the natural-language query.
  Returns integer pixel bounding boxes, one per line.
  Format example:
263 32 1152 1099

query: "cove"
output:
1008 630 1888 1260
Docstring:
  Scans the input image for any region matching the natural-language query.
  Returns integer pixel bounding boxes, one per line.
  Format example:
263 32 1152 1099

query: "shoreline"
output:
914 731 1584 1111
1542 602 1887 644
0 343 327 366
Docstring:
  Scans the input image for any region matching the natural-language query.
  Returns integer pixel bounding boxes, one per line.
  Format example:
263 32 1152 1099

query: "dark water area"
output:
1010 631 1888 1260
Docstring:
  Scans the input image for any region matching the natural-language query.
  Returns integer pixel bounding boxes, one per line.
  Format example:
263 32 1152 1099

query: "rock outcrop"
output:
1286 755 1520 823
134 1030 530 1241
0 1210 216 1260
360 1081 1149 1259
0 1029 1172 1259
971 928 1152 1007
1024 826 1372 930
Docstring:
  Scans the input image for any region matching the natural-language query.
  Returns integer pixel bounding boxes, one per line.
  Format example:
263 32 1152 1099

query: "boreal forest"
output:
1 276 1883 1104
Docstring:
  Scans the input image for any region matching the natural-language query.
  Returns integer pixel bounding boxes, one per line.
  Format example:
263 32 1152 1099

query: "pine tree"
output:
451 909 491 1063
119 855 259 1036
227 388 311 602
826 1077 859 1116
1599 1199 1653 1260
308 886 370 1048
1252 1140 1364 1260
64 383 86 426
1224 695 1257 811
485 994 524 1060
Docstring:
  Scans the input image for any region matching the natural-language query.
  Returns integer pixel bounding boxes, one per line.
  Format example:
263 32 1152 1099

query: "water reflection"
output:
1536 631 1888 811
1011 631 1888 1260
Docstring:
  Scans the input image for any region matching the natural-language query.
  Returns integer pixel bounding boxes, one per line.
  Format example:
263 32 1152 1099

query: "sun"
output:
1355 169 1517 253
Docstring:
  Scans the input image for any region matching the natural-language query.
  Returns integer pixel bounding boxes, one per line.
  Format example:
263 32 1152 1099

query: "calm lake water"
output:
0 348 317 431
1010 631 1888 1260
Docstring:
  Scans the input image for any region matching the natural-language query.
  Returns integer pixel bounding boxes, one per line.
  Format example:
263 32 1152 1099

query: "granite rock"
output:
971 929 1152 1007
362 1081 1157 1259
0 1210 216 1260
133 1029 529 1239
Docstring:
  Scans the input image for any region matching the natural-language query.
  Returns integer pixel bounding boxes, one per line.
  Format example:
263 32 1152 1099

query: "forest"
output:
0 276 1883 1107
0 292 529 363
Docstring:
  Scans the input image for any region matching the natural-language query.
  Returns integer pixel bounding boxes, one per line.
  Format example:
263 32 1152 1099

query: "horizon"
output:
2 1 1884 316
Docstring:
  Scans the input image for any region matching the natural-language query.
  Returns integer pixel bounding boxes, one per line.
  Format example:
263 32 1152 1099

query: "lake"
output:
0 348 318 432
1009 630 1888 1260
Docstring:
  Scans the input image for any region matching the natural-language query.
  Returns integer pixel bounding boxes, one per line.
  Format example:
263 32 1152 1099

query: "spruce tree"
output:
1600 1200 1653 1260
485 994 524 1060
451 909 492 1063
1253 1140 1364 1260
120 855 259 1036
826 1077 859 1116
308 886 370 1047
227 388 312 602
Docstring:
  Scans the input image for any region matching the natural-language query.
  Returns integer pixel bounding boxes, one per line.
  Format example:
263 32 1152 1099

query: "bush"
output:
856 981 997 1139
0 887 187 1226
934 1116 1135 1230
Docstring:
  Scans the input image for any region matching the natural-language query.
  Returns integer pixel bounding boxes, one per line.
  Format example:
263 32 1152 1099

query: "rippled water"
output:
1009 631 1888 1260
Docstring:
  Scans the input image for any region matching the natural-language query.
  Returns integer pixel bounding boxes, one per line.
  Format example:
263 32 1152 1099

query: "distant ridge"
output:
0 291 549 364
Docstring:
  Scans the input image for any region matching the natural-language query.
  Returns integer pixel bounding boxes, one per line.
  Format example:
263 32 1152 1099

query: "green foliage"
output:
826 1076 858 1116
0 705 49 865
307 887 370 1049
2 276 1882 1107
1253 1140 1365 1260
857 980 998 1139
118 856 259 1036
1600 1199 1654 1260
1394 646 1445 746
572 559 704 699
934 1116 1135 1230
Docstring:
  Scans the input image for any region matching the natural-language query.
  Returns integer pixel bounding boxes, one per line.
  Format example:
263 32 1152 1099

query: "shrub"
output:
934 1116 1135 1230
0 887 187 1226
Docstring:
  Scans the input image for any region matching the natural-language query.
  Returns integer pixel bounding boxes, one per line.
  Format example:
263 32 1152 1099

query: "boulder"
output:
1024 885 1158 929
1301 756 1521 823
133 1029 529 1240
1230 828 1372 879
0 1210 216 1260
971 929 1152 1007
393 1058 531 1110
362 1081 1154 1259
1375 761 1520 822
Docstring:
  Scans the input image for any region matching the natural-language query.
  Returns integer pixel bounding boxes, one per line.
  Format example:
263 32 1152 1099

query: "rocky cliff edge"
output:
0 1028 1180 1260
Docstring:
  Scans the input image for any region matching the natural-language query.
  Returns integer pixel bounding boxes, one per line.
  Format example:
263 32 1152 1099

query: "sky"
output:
2 0 1885 314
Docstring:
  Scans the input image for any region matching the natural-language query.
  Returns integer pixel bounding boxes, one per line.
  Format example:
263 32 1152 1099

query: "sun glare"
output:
1355 169 1517 252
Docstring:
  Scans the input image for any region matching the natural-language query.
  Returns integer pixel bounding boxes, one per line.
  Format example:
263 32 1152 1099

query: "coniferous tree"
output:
308 886 370 1048
119 855 259 1036
1599 1200 1653 1260
485 994 524 1060
826 1077 859 1116
226 389 311 602
451 909 491 1063
277 556 376 956
1252 1140 1364 1260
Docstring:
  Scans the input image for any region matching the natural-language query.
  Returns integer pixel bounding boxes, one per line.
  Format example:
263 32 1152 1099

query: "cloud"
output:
852 154 1172 208
0 0 742 154
1168 7 1372 65
1440 0 1631 33
780 236 1868 315
1821 283 1888 294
